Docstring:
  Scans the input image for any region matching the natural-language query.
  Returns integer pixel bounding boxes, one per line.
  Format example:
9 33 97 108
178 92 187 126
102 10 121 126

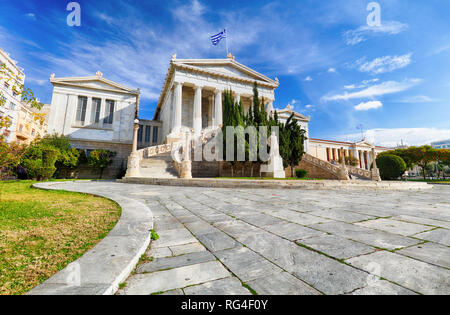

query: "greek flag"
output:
211 29 226 46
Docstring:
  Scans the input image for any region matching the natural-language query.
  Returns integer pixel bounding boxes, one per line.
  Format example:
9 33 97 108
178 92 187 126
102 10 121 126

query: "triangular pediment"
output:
50 76 138 95
354 140 374 147
174 59 278 86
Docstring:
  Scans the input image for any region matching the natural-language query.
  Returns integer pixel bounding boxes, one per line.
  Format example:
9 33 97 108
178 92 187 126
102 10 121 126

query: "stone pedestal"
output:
371 168 381 181
180 160 192 179
125 152 141 178
261 132 286 179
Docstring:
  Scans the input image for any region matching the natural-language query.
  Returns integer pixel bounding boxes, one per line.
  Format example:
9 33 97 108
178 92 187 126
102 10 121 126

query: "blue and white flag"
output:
211 29 226 46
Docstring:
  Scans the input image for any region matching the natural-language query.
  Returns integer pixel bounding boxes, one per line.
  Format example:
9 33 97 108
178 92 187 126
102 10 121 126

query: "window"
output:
19 124 23 132
9 102 15 110
137 125 143 142
104 100 115 125
152 126 158 143
31 129 35 136
145 126 151 143
4 81 10 89
91 98 102 123
75 96 88 125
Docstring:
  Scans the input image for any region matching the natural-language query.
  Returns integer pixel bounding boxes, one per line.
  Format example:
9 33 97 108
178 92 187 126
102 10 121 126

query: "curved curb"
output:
118 177 432 191
26 181 153 295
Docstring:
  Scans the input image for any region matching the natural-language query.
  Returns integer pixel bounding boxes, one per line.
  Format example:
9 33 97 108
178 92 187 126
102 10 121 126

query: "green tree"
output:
278 113 307 177
407 146 437 180
88 149 116 179
376 154 407 180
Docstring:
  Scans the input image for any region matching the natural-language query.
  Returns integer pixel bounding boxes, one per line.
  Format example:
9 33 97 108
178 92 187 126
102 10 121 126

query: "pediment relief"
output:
175 60 277 86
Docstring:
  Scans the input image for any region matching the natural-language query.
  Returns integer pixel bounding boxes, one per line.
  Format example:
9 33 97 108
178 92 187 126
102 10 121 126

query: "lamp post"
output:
125 119 141 178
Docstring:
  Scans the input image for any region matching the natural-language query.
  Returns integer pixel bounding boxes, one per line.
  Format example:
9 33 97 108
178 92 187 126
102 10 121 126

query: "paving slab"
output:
160 289 184 295
196 232 238 252
298 235 376 260
262 222 326 241
184 277 252 295
413 228 450 246
169 242 206 256
396 242 450 269
118 261 230 295
147 246 172 259
346 251 450 295
238 213 287 228
310 221 421 250
215 247 281 282
137 251 216 273
246 272 321 295
308 209 376 223
269 210 332 226
348 280 418 295
152 228 198 248
355 218 433 236
391 215 450 229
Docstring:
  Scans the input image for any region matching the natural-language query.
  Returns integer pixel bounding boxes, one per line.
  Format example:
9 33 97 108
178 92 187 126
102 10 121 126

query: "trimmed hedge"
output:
376 154 407 180
296 169 308 179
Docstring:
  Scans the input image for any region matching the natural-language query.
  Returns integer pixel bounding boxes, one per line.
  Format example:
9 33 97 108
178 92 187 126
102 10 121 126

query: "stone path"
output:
113 182 450 295
34 181 449 295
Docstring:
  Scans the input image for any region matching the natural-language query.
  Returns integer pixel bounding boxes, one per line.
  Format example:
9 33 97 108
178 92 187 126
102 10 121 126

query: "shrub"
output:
376 154 407 180
88 149 116 179
0 139 25 179
38 134 80 178
21 144 59 180
296 169 308 179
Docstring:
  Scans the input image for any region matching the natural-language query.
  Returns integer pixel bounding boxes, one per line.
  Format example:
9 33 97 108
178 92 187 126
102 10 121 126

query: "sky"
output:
1 0 449 147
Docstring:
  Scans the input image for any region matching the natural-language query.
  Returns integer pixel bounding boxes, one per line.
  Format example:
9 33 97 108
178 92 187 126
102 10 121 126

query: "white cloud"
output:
344 84 356 90
328 68 336 73
357 54 412 74
305 104 313 109
304 76 313 81
342 128 450 147
344 21 408 46
354 100 383 111
25 13 37 21
322 79 421 102
397 95 439 103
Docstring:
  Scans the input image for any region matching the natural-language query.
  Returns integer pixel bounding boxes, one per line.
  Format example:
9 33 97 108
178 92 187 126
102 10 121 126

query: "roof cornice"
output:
50 75 140 95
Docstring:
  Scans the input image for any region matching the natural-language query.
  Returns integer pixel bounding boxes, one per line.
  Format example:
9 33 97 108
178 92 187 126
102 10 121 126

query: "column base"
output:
124 152 141 178
371 168 382 181
180 160 192 179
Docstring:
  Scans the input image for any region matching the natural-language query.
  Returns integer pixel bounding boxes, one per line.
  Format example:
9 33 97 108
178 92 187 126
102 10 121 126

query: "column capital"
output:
173 81 184 87
194 84 204 90
214 89 222 94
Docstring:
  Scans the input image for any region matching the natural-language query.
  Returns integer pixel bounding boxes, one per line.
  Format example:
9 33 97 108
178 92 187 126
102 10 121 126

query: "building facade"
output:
431 140 450 149
153 53 279 145
137 119 162 149
47 71 139 177
14 103 50 145
0 48 25 143
308 138 390 170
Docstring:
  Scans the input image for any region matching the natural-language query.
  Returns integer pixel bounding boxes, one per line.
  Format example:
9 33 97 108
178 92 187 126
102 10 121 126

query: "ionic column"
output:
193 85 203 135
125 119 141 178
214 89 223 128
267 100 274 119
173 82 183 134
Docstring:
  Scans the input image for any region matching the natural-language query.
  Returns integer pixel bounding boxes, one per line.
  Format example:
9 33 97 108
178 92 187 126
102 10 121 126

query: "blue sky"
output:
1 0 449 146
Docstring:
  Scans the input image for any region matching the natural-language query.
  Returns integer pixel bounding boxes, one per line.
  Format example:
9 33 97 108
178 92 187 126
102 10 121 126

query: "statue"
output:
261 131 286 179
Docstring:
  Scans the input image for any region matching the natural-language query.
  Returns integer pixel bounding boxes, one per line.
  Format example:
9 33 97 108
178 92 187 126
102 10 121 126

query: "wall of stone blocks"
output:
285 159 339 180
219 162 262 178
69 140 132 179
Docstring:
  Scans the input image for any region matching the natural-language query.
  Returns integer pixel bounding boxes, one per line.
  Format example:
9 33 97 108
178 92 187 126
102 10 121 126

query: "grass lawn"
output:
408 179 450 184
0 181 121 295
216 177 323 181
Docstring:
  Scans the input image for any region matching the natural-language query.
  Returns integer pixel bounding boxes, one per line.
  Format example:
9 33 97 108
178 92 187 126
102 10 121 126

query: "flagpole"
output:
225 29 229 56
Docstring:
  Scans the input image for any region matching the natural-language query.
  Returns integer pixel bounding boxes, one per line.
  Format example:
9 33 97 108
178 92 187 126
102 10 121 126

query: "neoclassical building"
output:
47 71 140 177
154 53 279 144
